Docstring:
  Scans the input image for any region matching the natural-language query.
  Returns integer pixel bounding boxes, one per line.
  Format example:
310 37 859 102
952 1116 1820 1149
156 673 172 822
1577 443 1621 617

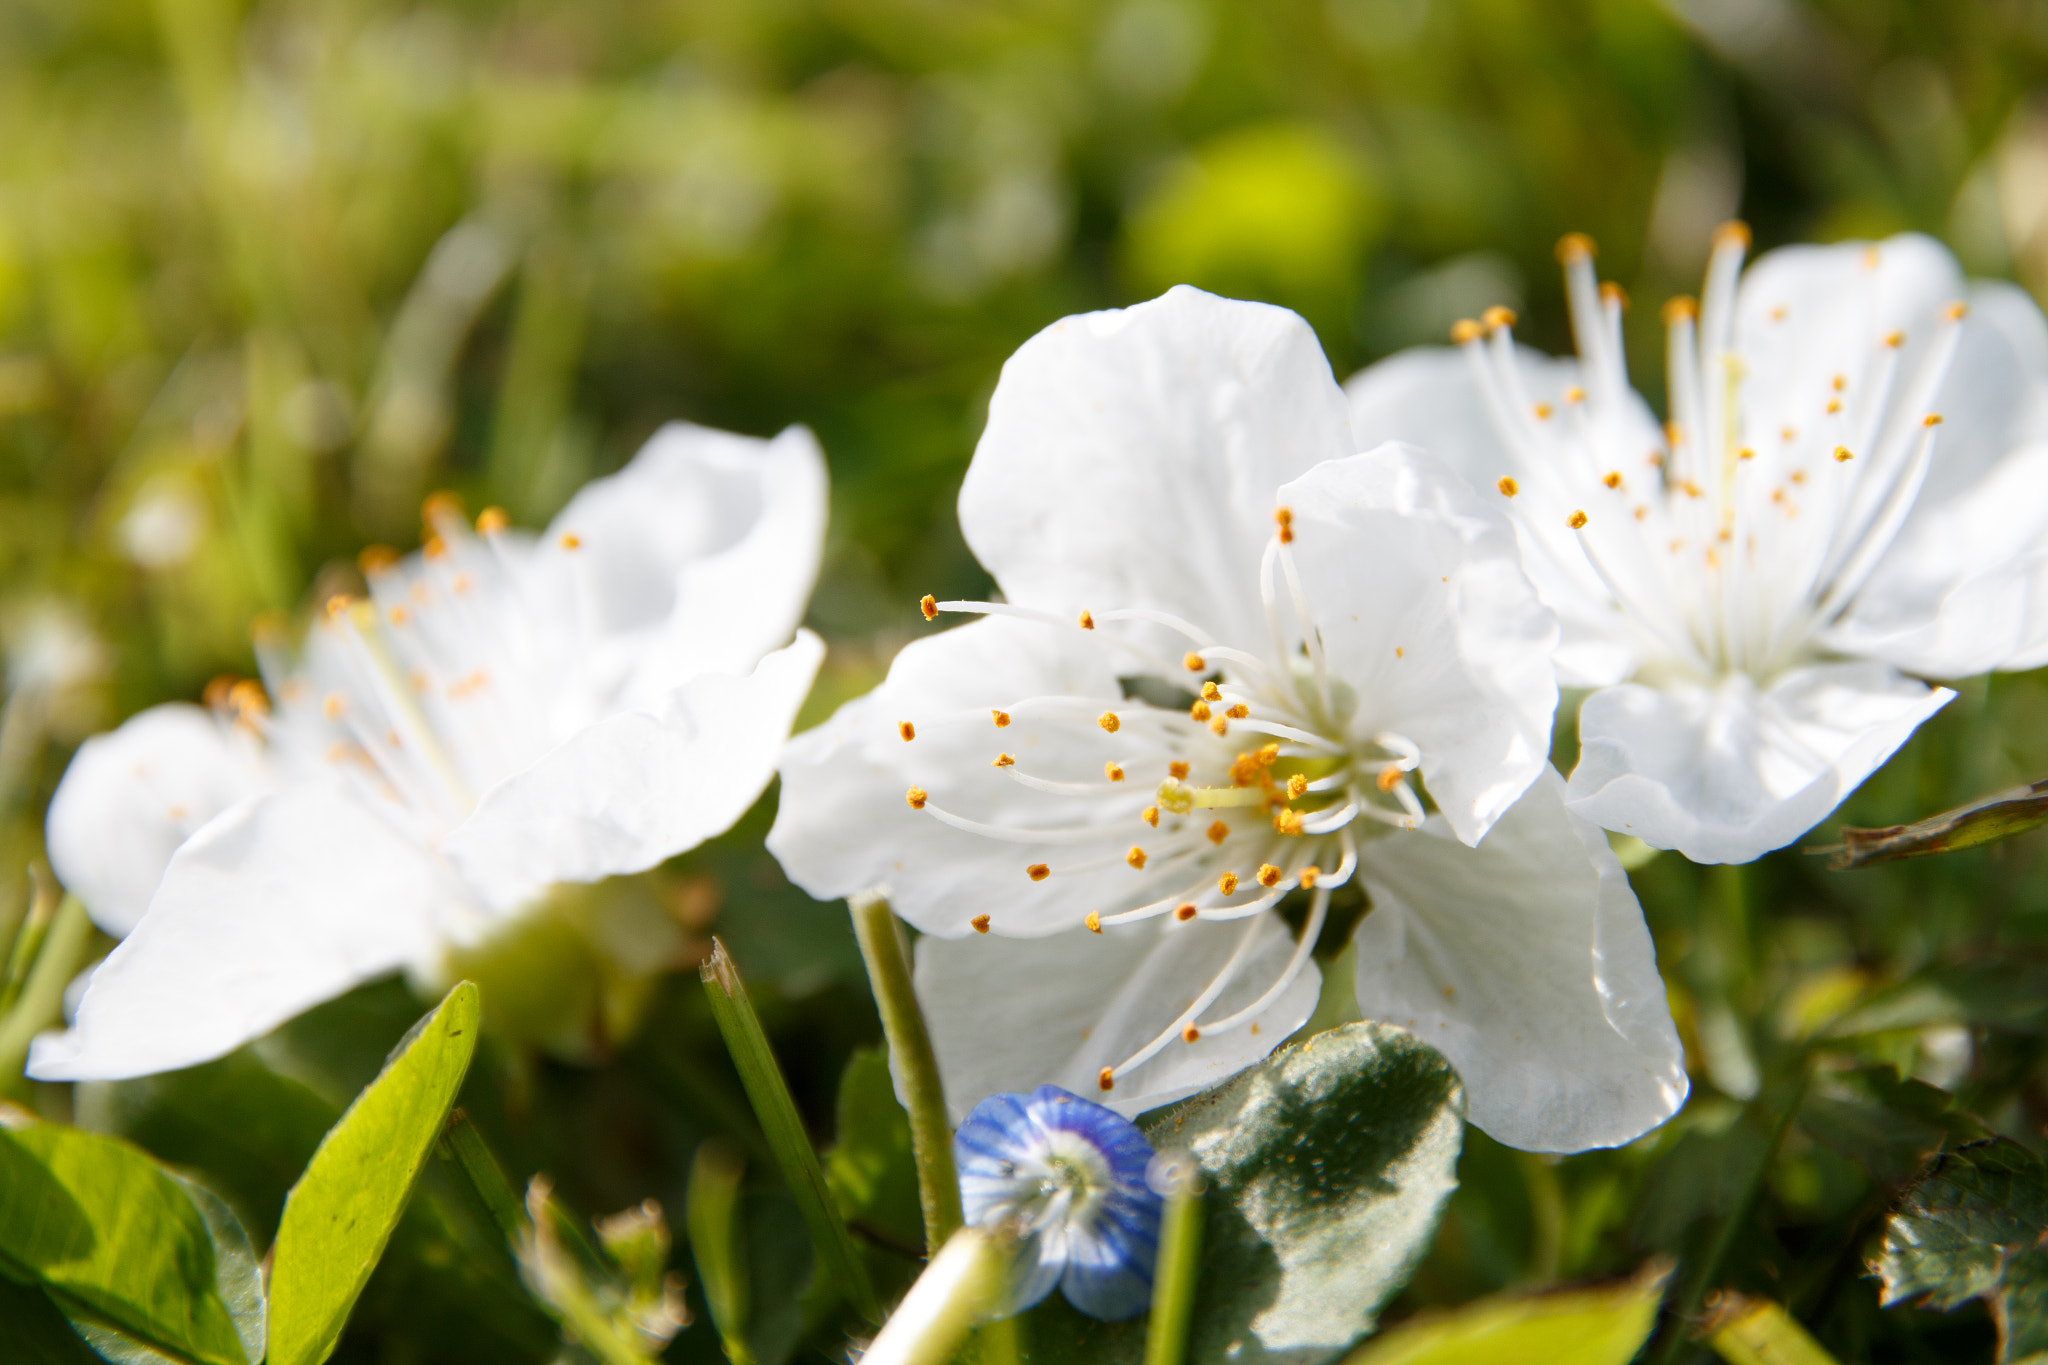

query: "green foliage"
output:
0 1274 105 1365
267 980 481 1365
688 1139 754 1365
824 1045 923 1263
0 1120 249 1365
1702 1294 1843 1365
1343 1263 1668 1365
1028 1021 1464 1365
1876 1137 2048 1364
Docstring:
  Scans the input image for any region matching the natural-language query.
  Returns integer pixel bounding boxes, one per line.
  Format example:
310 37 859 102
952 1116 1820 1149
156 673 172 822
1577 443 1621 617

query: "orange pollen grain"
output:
1142 806 1160 826
899 721 916 742
1027 864 1050 882
1885 330 1905 348
906 786 928 810
1226 703 1249 719
423 536 447 560
1555 232 1595 264
1218 872 1239 895
1086 912 1102 934
387 606 408 626
1924 413 1944 426
1176 903 1197 921
357 544 399 575
229 680 268 715
1738 447 1755 461
560 533 582 550
992 709 1011 727
1201 681 1222 702
1832 374 1846 392
920 594 939 621
1274 808 1304 835
1834 446 1854 462
1600 281 1629 308
1826 398 1842 414
1496 476 1520 497
1257 864 1282 888
972 915 990 933
1482 304 1518 331
1191 701 1212 722
476 507 510 535
1565 385 1586 404
422 490 463 522
1127 846 1147 870
1098 711 1121 733
1662 296 1698 325
1567 509 1589 530
993 753 1015 768
1184 651 1206 671
1098 1067 1115 1091
1946 301 1970 321
1183 1025 1201 1043
1078 610 1095 629
1207 821 1229 845
1288 774 1309 798
1209 717 1228 736
1169 761 1191 780
1451 318 1484 344
1533 402 1554 420
1714 219 1752 250
1378 766 1405 792
1300 866 1320 888
1106 763 1126 782
1602 471 1621 489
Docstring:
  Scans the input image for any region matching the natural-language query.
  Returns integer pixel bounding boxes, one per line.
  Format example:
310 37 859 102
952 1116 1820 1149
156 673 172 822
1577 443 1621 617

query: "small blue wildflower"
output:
953 1084 1164 1321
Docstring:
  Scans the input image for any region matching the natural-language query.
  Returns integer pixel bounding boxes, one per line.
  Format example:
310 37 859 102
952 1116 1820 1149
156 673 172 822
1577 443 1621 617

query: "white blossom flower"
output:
31 422 828 1081
1347 228 2048 864
771 287 1686 1153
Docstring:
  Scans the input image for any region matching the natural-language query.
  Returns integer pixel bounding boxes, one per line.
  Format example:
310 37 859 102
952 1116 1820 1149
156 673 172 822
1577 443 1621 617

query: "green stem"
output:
0 894 92 1082
701 937 881 1325
0 866 60 1019
1517 1151 1565 1284
1143 1157 1204 1365
688 1137 755 1365
850 895 962 1252
441 1107 529 1246
862 1227 1007 1365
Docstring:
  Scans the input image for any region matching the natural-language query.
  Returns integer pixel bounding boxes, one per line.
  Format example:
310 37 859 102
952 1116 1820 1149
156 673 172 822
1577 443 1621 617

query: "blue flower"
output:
953 1084 1164 1321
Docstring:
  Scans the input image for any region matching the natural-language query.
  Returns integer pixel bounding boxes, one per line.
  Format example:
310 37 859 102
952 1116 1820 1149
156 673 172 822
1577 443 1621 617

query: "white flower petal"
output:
442 630 824 913
1344 348 1647 688
960 286 1355 661
770 616 1163 938
548 422 828 705
1352 771 1687 1153
1825 442 2048 677
1281 444 1557 845
1566 662 1954 864
44 704 270 937
1915 280 2048 510
914 913 1319 1122
28 785 456 1082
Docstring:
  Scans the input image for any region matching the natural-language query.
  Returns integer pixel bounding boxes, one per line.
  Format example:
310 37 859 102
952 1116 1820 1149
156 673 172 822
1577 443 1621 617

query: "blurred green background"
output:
7 0 2048 1361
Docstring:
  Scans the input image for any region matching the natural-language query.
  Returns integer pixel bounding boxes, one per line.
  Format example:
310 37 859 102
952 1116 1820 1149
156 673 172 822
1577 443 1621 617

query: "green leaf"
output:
825 1045 923 1259
688 1138 754 1365
1798 1066 1989 1185
1701 1292 1843 1365
1341 1262 1670 1364
0 1275 106 1365
1822 777 2048 868
267 979 482 1365
1875 1136 2048 1363
1028 1021 1464 1365
0 1121 248 1365
66 1179 267 1365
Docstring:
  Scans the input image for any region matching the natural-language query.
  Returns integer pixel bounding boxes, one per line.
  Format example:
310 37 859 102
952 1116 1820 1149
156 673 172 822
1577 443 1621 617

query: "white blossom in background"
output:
771 287 1686 1154
31 422 828 1081
1348 228 2048 864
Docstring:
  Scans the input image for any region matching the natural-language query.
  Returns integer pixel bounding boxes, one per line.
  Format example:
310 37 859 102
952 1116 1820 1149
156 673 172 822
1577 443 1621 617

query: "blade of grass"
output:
701 937 880 1325
0 894 93 1083
440 1107 529 1247
850 894 962 1253
1143 1152 1203 1365
687 1137 754 1365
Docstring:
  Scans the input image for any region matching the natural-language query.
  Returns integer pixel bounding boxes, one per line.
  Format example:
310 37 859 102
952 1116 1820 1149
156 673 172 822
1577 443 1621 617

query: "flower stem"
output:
850 894 963 1252
440 1106 530 1245
861 1226 1007 1365
1143 1159 1204 1365
701 937 881 1325
0 892 92 1083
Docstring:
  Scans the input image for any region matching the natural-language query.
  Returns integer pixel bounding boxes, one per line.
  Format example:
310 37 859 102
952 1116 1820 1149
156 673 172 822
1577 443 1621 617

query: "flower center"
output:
1458 226 1960 683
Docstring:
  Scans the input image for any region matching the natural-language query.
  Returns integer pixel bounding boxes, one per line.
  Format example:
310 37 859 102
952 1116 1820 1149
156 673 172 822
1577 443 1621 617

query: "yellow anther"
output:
229 679 269 716
1169 761 1190 779
1287 773 1309 799
1207 821 1229 845
1027 864 1050 882
1713 219 1752 250
1218 872 1239 896
972 914 991 933
1257 864 1282 888
203 675 237 710
1274 808 1304 835
1300 866 1320 888
1176 903 1197 921
1182 1025 1201 1043
1885 330 1905 349
1602 471 1622 489
1201 680 1222 702
451 573 472 595
1226 703 1249 719
476 506 509 535
1451 318 1484 344
1831 374 1846 392
1662 296 1698 325
993 753 1015 767
1209 716 1228 736
322 693 346 720
1567 509 1589 530
357 544 399 575
1191 701 1212 722
1863 246 1882 270
1771 304 1789 321
1555 232 1595 264
325 593 355 618
992 709 1011 727
1565 385 1586 404
1098 1067 1115 1091
388 606 409 626
1106 762 1126 782
1826 399 1842 414
1482 305 1517 331
1098 710 1120 733
1782 426 1797 442
1078 610 1095 629
422 489 463 523
1256 743 1279 765
906 786 928 810
1679 480 1703 498
1946 301 1970 321
1184 651 1206 671
1738 447 1755 461
1275 505 1294 544
560 533 582 551
1377 766 1405 792
1126 846 1147 870
423 535 447 560
1142 806 1160 827
899 721 916 741
920 594 939 621
1086 912 1102 934
1600 281 1629 309
1834 446 1854 462
1791 470 1807 484
1924 413 1944 427
1533 402 1554 420
1497 476 1520 498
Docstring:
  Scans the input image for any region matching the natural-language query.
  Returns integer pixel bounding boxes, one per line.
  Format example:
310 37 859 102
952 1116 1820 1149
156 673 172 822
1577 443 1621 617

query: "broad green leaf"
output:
1823 777 2048 869
1798 1066 1988 1185
1875 1136 2048 1363
1028 1021 1464 1365
267 980 482 1365
825 1045 923 1258
1341 1261 1669 1364
0 1121 247 1365
69 1180 265 1365
0 1275 105 1365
